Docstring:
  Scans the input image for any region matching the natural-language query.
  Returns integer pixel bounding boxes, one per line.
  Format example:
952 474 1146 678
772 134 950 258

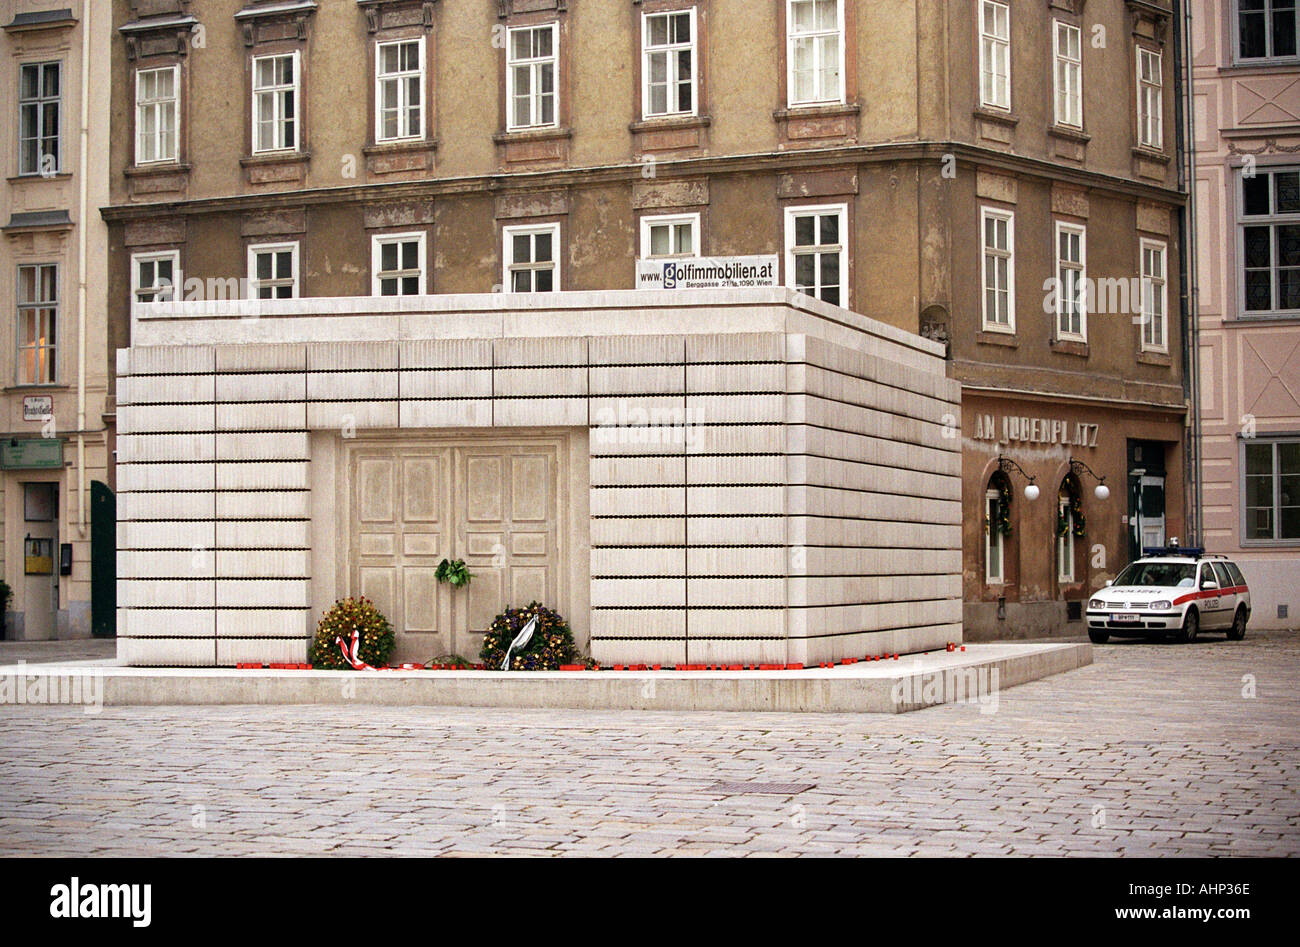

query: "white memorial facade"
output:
116 289 961 667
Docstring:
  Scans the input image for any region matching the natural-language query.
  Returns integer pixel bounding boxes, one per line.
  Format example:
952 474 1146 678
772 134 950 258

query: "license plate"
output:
1111 613 1141 623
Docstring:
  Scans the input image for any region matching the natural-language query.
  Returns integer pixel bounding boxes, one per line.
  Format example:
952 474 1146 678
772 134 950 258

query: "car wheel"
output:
1227 608 1247 641
1176 608 1199 644
1088 630 1110 644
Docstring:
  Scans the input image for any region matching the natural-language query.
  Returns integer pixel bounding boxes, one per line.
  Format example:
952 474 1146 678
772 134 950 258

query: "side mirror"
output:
1104 579 1113 586
1201 579 1219 590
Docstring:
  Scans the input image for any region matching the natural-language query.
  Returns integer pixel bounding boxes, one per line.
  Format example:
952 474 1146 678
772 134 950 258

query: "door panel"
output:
348 437 564 664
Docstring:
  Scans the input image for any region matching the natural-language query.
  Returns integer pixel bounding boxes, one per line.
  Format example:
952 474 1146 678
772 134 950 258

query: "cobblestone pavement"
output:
1 633 1297 857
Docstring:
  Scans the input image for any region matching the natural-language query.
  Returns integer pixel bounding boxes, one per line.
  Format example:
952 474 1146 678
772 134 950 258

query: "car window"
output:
1113 562 1197 586
1225 562 1246 587
1211 562 1232 587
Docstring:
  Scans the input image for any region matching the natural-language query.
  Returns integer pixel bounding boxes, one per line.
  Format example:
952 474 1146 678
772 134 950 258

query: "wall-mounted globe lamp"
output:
1069 457 1110 500
997 455 1039 501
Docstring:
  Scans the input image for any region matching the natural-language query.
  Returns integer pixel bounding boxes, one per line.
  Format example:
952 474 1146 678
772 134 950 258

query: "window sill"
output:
363 139 438 175
5 172 71 185
1047 124 1090 143
630 114 711 157
774 103 860 146
125 161 191 177
977 330 1019 348
629 114 711 133
1050 338 1090 358
493 127 573 166
240 151 311 185
1231 313 1300 326
1132 146 1170 164
1137 349 1172 366
1217 61 1300 76
973 108 1017 147
4 384 69 393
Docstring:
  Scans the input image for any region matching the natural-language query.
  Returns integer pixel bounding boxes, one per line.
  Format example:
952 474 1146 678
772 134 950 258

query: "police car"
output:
1085 543 1251 644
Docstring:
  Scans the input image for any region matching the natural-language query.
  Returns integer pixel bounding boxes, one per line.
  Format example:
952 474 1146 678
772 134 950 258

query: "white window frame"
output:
375 37 425 143
639 212 701 260
506 23 559 132
1055 221 1087 342
16 263 58 386
18 60 62 175
1139 238 1168 353
641 8 698 119
979 1 1011 112
786 0 846 107
1052 20 1082 129
131 250 180 304
784 203 848 307
247 242 300 299
981 206 1016 333
371 231 427 297
985 489 1005 584
251 51 300 154
1058 493 1076 583
1136 47 1163 151
503 223 561 293
134 64 179 165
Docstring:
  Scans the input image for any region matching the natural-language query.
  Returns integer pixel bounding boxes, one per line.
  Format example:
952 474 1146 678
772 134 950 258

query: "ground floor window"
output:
247 242 299 299
132 251 179 303
1244 438 1300 541
503 223 559 293
371 232 426 296
985 483 1009 584
1057 475 1083 583
785 204 846 306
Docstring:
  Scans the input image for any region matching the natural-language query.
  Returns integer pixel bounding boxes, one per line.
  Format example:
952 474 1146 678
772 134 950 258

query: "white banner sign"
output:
637 255 779 290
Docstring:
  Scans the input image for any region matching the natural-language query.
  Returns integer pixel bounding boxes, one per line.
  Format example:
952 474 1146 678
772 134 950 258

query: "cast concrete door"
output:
349 439 562 664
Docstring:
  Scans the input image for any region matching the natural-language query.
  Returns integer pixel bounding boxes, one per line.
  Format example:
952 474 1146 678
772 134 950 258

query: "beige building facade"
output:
1191 0 1299 629
103 0 1190 660
1 2 113 641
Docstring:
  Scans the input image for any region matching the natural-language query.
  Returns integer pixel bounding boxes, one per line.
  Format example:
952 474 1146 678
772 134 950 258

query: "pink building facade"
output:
1192 1 1299 628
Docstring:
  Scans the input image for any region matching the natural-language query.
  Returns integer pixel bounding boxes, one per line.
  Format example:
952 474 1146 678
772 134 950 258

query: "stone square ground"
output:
0 633 1296 856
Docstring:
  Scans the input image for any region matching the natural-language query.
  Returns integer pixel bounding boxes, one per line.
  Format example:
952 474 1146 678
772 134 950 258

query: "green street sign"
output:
1 437 64 469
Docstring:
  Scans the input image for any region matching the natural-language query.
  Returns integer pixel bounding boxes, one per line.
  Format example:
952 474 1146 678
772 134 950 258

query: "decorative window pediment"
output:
497 0 567 18
1126 0 1171 44
235 0 318 46
357 0 436 34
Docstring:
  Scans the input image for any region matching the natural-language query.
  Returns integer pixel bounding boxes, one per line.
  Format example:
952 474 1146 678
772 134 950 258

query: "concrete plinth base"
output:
0 642 1091 714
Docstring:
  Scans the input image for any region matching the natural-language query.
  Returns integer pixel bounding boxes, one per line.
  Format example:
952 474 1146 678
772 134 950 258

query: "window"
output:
503 224 559 293
1053 20 1082 128
132 251 179 303
507 24 558 131
372 233 426 296
1240 167 1300 316
1140 239 1167 351
981 207 1015 331
252 53 299 153
135 66 179 164
1058 497 1075 583
1136 48 1162 150
376 39 424 142
640 213 699 259
1056 222 1087 341
1238 0 1299 61
18 61 61 175
785 204 846 306
1244 439 1300 541
985 489 1004 584
979 1 1011 111
1225 561 1247 587
16 264 57 385
642 9 696 118
787 0 844 106
247 243 299 299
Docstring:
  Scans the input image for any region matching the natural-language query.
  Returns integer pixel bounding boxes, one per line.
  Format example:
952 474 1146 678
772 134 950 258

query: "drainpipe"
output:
75 0 91 538
1172 0 1201 547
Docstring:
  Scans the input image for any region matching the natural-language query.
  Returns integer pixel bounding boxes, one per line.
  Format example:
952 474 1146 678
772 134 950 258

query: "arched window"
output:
1057 474 1083 583
985 471 1013 584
